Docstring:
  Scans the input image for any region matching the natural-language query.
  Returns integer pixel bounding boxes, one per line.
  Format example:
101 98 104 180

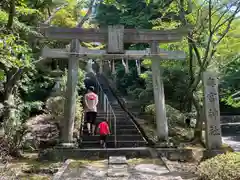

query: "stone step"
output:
96 116 127 119
39 147 151 161
111 105 122 108
83 119 133 123
112 110 125 113
111 125 137 129
94 120 134 124
82 124 136 130
82 128 141 135
96 116 128 120
83 118 134 124
97 113 127 117
221 124 240 136
82 135 144 141
116 128 140 135
81 140 146 148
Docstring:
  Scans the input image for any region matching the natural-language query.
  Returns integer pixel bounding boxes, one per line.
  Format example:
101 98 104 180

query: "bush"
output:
197 152 240 180
45 96 65 118
45 95 83 130
145 104 186 127
144 103 194 143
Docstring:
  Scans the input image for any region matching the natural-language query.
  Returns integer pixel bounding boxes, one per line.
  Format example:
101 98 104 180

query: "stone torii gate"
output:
40 25 188 144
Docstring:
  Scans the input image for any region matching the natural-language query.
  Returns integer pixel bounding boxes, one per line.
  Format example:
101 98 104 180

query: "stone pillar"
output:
61 39 79 144
86 59 94 74
203 71 222 149
150 41 168 141
99 59 103 74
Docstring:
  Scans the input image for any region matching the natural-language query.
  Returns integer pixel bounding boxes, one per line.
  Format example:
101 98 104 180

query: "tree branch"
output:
44 3 69 24
208 0 212 33
77 0 95 27
47 7 51 17
187 35 202 66
188 38 194 84
212 10 229 32
211 2 228 16
213 6 240 33
178 0 202 67
201 0 215 68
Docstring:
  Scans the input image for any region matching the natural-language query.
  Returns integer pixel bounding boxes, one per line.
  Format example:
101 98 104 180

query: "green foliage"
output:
197 152 240 180
45 68 84 131
95 0 157 28
97 0 240 115
19 70 55 102
59 68 85 93
0 34 32 69
0 70 4 81
220 57 240 107
145 103 186 127
0 9 8 25
0 0 88 156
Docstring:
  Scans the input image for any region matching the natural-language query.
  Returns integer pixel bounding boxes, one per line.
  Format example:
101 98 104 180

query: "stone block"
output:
109 164 128 169
107 167 129 177
107 164 129 177
202 149 226 160
109 156 127 164
156 148 194 162
134 164 169 175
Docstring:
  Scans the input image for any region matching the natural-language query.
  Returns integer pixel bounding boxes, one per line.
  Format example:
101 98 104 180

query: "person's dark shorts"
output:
85 112 97 124
100 135 107 142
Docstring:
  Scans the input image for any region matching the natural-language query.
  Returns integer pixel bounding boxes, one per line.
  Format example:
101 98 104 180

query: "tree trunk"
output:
7 0 15 29
3 69 23 133
47 7 51 17
192 95 204 142
194 108 203 139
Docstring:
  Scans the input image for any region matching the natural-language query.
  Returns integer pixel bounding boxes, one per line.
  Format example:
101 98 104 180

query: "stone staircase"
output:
80 75 147 148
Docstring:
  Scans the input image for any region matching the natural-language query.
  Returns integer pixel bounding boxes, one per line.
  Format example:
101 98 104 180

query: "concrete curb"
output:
53 159 74 180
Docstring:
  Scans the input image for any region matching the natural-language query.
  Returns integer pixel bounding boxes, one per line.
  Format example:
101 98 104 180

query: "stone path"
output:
54 156 197 180
221 122 240 152
222 136 240 152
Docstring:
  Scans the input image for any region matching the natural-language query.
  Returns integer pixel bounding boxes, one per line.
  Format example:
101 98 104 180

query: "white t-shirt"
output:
84 92 98 112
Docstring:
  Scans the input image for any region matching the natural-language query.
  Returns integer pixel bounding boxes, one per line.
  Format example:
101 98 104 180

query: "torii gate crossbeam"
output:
40 25 188 43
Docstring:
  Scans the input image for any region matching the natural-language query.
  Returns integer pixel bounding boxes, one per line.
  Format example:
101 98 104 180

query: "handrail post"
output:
114 113 117 148
103 94 106 113
106 103 109 122
109 107 112 132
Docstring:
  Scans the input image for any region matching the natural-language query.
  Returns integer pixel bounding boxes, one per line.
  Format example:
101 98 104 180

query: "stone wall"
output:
220 116 240 123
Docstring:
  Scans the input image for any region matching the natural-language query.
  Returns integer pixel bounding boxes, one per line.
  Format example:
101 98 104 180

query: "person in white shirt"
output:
84 86 98 135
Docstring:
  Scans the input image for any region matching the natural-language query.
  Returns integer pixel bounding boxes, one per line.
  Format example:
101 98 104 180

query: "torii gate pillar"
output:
151 41 168 141
61 39 79 144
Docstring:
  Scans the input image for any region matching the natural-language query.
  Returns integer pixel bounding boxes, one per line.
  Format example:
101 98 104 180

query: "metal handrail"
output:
94 75 117 148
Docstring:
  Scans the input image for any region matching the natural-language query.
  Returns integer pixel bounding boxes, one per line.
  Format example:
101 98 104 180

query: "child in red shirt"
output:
97 120 110 148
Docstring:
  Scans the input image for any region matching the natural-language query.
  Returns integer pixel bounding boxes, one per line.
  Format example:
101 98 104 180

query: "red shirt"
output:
98 122 110 135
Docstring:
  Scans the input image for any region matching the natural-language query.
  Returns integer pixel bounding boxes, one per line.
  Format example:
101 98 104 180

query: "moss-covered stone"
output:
197 152 240 180
0 153 62 180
